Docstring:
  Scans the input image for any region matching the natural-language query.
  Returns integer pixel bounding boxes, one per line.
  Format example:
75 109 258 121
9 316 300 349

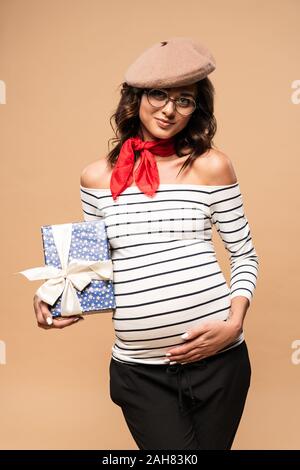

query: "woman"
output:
33 37 259 450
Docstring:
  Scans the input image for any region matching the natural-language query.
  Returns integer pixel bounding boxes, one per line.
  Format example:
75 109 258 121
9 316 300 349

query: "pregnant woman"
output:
34 37 259 450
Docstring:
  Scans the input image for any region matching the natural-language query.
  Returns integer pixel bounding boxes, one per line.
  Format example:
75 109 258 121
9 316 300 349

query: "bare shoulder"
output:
194 148 238 185
80 156 112 189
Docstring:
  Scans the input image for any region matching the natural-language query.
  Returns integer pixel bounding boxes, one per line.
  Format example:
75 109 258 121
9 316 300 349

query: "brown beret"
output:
124 36 216 88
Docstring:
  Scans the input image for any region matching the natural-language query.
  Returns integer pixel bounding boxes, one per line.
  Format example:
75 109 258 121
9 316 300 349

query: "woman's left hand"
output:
165 319 242 364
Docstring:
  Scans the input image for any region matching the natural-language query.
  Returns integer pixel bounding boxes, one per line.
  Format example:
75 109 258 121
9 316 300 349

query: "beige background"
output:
1 0 299 450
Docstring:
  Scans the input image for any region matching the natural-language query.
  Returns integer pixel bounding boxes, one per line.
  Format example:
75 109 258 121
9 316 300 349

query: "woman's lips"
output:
155 118 174 128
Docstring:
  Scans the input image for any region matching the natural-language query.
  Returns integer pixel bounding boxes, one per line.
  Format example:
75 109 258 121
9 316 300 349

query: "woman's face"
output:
138 84 198 142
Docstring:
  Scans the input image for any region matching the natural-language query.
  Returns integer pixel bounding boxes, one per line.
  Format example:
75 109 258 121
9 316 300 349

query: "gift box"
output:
18 220 116 317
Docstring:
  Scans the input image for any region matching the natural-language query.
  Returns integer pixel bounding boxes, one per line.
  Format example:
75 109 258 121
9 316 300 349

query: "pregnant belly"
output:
111 246 232 364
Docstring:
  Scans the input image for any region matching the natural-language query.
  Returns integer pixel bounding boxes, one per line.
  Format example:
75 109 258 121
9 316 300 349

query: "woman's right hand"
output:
33 294 84 329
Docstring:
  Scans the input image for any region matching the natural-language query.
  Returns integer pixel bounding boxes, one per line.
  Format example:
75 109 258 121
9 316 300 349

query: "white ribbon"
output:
17 223 113 317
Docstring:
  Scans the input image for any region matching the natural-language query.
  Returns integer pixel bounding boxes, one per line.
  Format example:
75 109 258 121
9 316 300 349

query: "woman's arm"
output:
165 151 259 362
208 154 259 320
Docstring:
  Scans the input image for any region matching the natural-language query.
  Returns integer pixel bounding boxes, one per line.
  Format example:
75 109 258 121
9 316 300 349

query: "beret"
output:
124 36 216 88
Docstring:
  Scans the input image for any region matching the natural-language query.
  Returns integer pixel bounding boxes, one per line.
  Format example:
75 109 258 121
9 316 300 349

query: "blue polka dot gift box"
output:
18 220 116 317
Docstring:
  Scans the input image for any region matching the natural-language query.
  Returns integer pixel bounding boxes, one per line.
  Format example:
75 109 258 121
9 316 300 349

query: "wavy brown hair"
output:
107 78 217 176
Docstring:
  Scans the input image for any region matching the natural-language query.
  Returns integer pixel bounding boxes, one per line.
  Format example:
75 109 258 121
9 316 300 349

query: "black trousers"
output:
109 340 251 450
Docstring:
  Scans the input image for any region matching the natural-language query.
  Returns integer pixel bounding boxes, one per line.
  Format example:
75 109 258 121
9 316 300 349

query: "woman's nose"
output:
162 99 176 114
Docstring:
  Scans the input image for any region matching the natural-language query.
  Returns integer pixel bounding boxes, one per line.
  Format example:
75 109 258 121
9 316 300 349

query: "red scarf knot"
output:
110 135 176 201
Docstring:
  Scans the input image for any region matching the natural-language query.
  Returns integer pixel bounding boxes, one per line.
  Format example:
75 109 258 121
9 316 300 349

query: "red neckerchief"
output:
110 135 176 201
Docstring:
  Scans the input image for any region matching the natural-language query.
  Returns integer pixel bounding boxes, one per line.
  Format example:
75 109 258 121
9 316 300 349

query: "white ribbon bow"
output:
17 223 113 317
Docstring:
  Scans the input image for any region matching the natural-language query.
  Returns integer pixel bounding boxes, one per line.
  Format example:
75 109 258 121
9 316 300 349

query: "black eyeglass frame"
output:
142 88 198 116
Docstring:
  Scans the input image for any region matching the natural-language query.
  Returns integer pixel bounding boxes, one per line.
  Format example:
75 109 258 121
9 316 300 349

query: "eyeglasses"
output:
143 89 197 116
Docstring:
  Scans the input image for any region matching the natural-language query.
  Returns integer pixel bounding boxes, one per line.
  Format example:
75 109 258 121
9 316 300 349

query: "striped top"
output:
80 182 259 365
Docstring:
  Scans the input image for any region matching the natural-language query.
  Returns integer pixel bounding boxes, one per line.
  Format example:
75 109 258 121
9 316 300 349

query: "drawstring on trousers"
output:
166 361 207 413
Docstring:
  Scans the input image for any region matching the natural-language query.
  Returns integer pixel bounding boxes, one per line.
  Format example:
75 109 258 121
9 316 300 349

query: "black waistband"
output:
112 339 245 368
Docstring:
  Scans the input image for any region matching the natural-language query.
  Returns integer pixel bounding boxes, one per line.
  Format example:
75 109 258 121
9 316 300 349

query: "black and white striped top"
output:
80 182 259 365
